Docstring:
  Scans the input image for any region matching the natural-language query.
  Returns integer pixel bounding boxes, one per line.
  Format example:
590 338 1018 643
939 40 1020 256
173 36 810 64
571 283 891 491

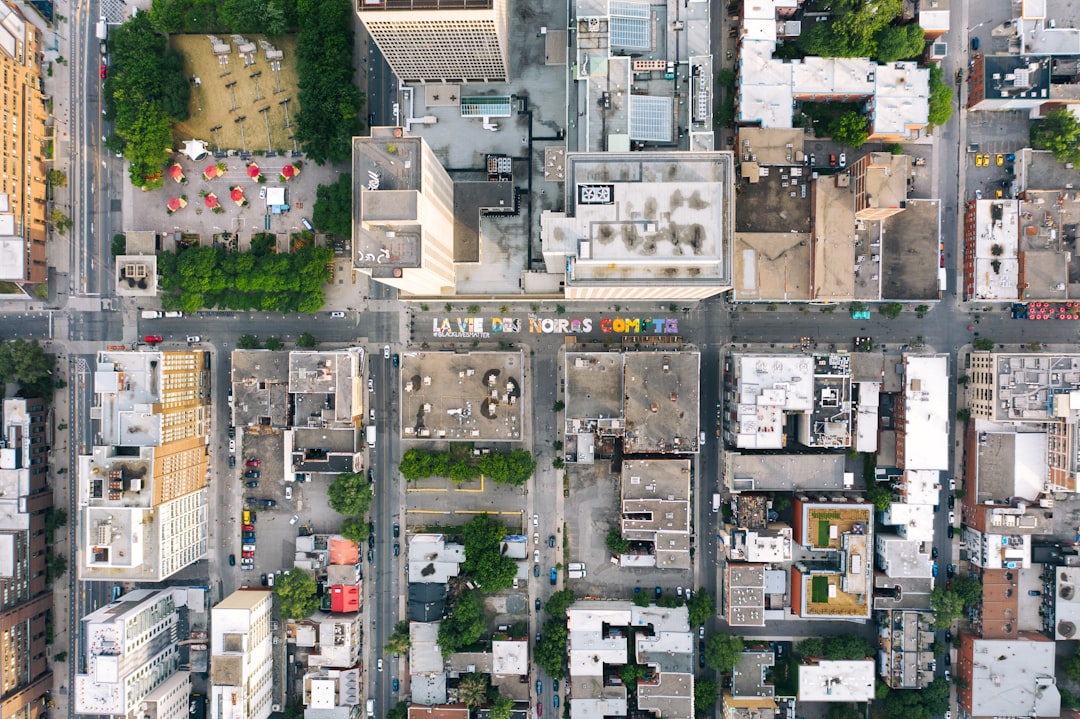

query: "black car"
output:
228 456 236 468
368 534 376 549
947 525 954 539
243 531 255 540
549 535 556 548
229 554 236 566
944 630 952 643
394 543 400 556
655 586 662 597
535 598 541 611
393 523 400 538
245 471 260 479
948 495 955 509
260 573 268 586
367 548 374 562
534 564 540 577
392 354 400 368
258 499 276 508
932 547 938 559
228 426 236 438
944 652 951 667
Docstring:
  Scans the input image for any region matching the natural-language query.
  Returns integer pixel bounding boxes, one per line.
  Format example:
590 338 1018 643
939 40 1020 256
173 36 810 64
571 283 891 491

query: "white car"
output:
229 439 236 453
330 311 345 318
533 513 539 527
534 533 540 546
186 336 201 343
383 345 391 359
948 511 956 524
677 586 683 597
290 515 299 525
949 477 956 491
259 187 267 200
285 486 293 500
377 659 384 672
368 378 374 393
534 550 540 563
839 153 847 167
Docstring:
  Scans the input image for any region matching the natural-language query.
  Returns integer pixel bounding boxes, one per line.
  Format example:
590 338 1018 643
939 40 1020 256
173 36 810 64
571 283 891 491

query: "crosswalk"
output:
101 0 126 24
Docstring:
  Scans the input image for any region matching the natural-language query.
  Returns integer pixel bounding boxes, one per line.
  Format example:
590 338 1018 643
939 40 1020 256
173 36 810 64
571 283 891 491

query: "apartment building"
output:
210 589 275 719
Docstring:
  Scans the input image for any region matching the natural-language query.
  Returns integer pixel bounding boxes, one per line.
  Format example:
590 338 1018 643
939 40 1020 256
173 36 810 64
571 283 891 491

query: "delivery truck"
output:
95 16 107 41
365 425 376 447
141 310 163 319
712 493 721 513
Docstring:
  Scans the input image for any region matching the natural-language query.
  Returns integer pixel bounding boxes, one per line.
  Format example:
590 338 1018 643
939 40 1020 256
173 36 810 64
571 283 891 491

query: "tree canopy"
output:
875 24 927 62
882 678 949 719
535 618 569 678
798 0 910 60
695 678 720 715
865 480 893 511
797 634 873 660
830 111 869 147
148 0 297 34
928 65 955 127
398 447 535 486
313 174 354 238
294 0 365 164
460 514 518 592
437 590 486 656
1031 107 1080 165
930 586 965 629
545 589 576 619
275 569 319 618
704 633 744 673
686 589 715 626
0 340 55 399
385 620 410 655
157 242 333 312
327 473 374 516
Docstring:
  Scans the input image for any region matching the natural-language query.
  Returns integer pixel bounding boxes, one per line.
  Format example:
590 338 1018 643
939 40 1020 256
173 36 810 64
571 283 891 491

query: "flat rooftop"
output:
288 349 363 427
564 352 624 424
732 232 812 301
230 350 289 428
623 352 700 453
798 661 875 702
881 199 941 301
989 353 1080 422
812 174 857 300
352 130 426 271
726 453 849 492
971 200 1020 301
621 459 692 570
900 355 950 471
1018 190 1080 301
726 565 766 627
400 351 524 441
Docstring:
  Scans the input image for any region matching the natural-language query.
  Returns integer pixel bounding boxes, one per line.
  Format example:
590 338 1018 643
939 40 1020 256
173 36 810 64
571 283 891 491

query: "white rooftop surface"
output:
967 638 1059 717
881 502 935 543
407 534 465 584
1012 431 1049 500
738 41 793 127
1055 566 1080 640
492 640 528 676
901 469 941 506
95 351 167 446
876 535 932 579
410 622 445 675
870 63 930 137
1019 16 1080 55
971 200 1020 301
568 601 690 676
901 355 949 470
0 236 23 280
855 382 880 453
798 660 876 702
741 529 793 563
733 354 815 449
309 679 337 709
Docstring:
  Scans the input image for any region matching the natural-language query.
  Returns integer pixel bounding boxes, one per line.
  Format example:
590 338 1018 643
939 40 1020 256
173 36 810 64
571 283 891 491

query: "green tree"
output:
632 591 651 607
296 332 318 348
327 473 375 516
879 302 903 319
695 678 720 715
238 334 261 349
488 694 513 719
461 514 517 592
606 527 630 555
619 663 645 686
875 24 926 62
438 590 486 655
928 65 954 127
275 569 319 618
313 174 354 238
553 400 565 412
0 339 55 398
831 111 869 147
865 481 893 511
704 633 744 673
264 337 283 351
686 589 715 626
46 552 67 582
338 516 370 545
385 702 408 719
1031 107 1080 165
44 507 68 543
385 620 411 655
545 589 576 618
827 704 862 719
1061 687 1080 709
798 638 825 658
111 234 127 257
457 673 489 708
294 0 365 164
973 337 995 351
931 640 946 657
477 448 536 486
535 618 569 678
47 169 67 187
930 586 964 629
950 575 982 608
821 634 873 660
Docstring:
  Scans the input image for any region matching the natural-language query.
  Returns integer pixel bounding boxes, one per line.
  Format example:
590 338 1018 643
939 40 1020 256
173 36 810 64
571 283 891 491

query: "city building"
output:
400 351 524 441
737 0 929 139
210 589 275 719
724 454 852 493
876 610 936 690
966 55 1051 110
796 660 875 702
0 0 47 285
355 0 509 83
966 352 1080 492
287 348 365 477
300 668 361 719
724 564 789 627
619 459 692 570
231 350 289 429
74 589 188 718
407 534 465 584
722 652 777 719
566 601 694 719
956 634 1059 719
723 353 852 450
790 499 873 620
352 129 458 296
0 397 53 719
540 152 735 299
78 350 211 581
295 615 362 669
563 351 701 462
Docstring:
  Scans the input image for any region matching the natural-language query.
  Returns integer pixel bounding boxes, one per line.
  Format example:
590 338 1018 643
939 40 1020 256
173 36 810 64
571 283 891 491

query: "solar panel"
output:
609 0 651 49
629 95 672 142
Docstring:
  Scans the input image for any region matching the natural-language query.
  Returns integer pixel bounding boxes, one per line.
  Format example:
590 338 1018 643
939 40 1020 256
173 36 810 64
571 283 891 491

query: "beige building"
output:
211 590 275 719
352 129 457 296
0 0 46 285
78 350 211 581
619 459 692 570
356 0 509 83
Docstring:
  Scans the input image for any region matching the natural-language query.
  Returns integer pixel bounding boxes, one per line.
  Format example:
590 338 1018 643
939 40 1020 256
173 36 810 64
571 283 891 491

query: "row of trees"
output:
103 13 191 189
460 514 518 592
157 242 333 312
534 589 576 678
398 448 536 486
148 0 298 35
797 634 874 661
455 673 514 719
312 174 353 239
930 575 982 629
802 18 925 63
0 339 57 399
294 0 365 165
327 472 376 545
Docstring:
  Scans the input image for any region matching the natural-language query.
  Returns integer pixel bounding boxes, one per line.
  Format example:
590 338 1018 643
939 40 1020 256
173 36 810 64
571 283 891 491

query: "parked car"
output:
533 513 539 527
243 531 255 540
393 523 400 538
242 524 254 532
932 563 939 577
534 550 540 563
948 495 955 509
932 547 939 559
655 586 662 597
368 378 374 392
549 535 556 547
367 548 374 562
392 354 400 368
383 345 391 359
246 459 260 467
553 696 559 709
290 515 299 525
285 485 293 500
392 679 399 692
553 680 559 692
535 598 541 611
699 626 705 639
100 64 107 79
944 630 952 643
260 573 268 586
948 510 956 524
228 426 236 438
1029 590 1042 596
245 481 259 488
394 543 400 556
143 335 162 344
377 659 383 672
971 36 979 50
229 554 236 566
229 439 236 453
947 525 954 539
186 336 201 343
829 153 837 167
537 680 543 696
550 568 557 585
245 470 260 478
330 311 346 318
534 564 540 577
228 456 236 468
944 652 951 667
838 153 847 168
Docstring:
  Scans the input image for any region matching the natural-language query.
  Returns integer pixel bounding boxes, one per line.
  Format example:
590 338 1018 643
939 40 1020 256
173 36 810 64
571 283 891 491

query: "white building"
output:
74 589 188 718
797 660 876 702
897 355 950 471
210 590 275 719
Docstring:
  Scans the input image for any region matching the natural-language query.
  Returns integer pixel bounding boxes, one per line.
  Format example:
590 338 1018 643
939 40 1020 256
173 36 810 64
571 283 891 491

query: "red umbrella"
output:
168 164 183 179
281 164 295 178
205 193 219 208
247 164 261 179
230 187 244 202
167 197 182 211
204 165 218 179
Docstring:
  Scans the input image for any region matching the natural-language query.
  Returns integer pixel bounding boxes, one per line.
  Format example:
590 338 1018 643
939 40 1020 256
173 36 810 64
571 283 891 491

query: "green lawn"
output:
811 576 830 603
818 520 831 547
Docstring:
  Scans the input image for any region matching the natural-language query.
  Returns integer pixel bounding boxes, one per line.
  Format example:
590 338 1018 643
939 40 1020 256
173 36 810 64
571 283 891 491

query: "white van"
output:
365 699 374 717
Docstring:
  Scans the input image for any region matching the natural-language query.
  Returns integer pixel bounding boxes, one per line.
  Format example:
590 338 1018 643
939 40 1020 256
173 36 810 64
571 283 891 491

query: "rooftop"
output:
726 565 765 627
881 199 942 301
732 652 776 699
400 351 524 441
407 534 465 584
726 453 850 492
797 660 875 702
988 353 1080 422
962 636 1059 717
288 349 364 427
900 355 950 470
970 200 1020 301
620 459 692 570
812 174 857 300
231 350 290 428
623 352 700 453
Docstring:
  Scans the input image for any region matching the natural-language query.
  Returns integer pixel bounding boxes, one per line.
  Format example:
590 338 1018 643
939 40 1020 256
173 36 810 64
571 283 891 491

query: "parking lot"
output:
405 468 528 530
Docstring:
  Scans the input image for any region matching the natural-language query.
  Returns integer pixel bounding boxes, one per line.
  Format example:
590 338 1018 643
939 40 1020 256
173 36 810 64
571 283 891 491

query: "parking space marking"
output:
407 476 490 493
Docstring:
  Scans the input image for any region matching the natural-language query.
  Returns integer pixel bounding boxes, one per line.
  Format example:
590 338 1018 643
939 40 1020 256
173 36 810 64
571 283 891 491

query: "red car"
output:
100 64 107 79
242 524 254 532
829 153 837 167
246 459 261 467
536 704 542 717
241 551 254 558
143 335 162 344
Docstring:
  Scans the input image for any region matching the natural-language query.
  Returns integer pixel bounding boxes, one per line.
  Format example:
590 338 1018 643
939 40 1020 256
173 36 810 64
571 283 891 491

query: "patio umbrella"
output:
247 164 261 179
205 193 219 208
167 197 182 211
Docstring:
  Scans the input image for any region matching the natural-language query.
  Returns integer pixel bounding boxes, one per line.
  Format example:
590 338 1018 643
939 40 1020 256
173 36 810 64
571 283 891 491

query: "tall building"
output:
78 350 211 581
352 129 457 296
210 590 275 719
0 397 53 719
74 589 189 718
355 0 509 83
0 0 46 285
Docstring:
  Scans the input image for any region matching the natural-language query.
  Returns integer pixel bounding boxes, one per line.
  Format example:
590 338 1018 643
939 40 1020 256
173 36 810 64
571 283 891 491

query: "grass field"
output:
811 576 830 604
170 35 300 153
